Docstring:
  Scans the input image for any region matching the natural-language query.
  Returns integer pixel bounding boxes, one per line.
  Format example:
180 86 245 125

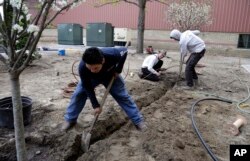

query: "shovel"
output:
81 76 115 152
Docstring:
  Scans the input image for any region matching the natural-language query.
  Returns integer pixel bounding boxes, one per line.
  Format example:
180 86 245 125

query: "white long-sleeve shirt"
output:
142 54 159 75
179 30 205 59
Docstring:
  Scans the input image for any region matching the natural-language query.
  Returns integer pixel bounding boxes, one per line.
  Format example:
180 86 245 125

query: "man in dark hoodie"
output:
61 47 147 132
170 29 206 89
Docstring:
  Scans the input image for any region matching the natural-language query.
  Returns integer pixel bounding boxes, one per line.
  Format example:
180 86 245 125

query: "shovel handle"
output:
100 76 115 108
89 76 115 130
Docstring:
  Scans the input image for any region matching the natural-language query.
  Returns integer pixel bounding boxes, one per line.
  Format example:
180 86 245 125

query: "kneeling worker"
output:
140 50 166 81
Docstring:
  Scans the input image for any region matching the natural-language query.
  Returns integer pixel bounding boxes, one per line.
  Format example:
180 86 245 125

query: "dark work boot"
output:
61 121 76 132
138 72 143 79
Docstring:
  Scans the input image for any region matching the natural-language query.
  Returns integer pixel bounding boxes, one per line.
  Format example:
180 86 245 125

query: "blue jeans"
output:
64 76 143 125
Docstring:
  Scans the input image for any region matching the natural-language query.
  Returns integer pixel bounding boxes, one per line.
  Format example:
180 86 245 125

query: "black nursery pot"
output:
0 96 32 128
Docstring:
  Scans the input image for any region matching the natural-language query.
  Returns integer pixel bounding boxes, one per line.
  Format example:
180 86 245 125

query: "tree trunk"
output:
10 73 27 161
136 0 146 54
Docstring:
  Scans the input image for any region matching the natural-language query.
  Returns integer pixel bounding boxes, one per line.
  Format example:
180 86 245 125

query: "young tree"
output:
96 0 169 54
166 0 212 31
0 1 86 160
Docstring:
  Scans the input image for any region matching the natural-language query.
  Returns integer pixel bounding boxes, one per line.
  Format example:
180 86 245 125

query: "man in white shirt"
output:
170 29 206 89
140 50 166 81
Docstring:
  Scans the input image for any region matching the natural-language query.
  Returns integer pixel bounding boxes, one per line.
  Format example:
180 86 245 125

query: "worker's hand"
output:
94 107 102 116
113 72 119 78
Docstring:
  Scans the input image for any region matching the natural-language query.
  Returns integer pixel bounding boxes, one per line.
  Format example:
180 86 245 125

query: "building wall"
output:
53 0 250 33
41 28 250 57
204 0 250 32
41 28 238 49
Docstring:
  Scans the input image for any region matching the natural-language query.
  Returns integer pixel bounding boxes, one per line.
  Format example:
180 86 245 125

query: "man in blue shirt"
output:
62 47 146 132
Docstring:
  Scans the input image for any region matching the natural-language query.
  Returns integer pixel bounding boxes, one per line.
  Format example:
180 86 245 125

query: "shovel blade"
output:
81 132 92 152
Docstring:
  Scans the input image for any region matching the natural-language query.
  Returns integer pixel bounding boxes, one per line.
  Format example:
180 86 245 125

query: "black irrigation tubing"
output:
190 98 233 161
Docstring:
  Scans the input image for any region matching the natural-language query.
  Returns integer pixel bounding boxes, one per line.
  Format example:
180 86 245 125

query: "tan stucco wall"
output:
131 30 240 50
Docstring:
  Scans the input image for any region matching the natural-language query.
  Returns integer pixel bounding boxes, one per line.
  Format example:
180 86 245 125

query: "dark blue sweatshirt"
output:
79 47 127 109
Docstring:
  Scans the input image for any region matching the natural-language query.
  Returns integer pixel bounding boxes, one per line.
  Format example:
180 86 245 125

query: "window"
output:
238 34 250 49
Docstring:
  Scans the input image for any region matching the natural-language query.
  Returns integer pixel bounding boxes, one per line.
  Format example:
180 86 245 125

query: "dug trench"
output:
0 72 177 161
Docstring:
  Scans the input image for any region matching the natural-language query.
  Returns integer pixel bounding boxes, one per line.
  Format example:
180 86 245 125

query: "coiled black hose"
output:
191 98 233 161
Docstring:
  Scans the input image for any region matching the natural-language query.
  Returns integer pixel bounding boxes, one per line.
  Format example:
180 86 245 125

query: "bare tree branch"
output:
18 0 68 72
12 33 33 72
95 0 139 7
13 2 47 68
10 8 17 62
18 1 53 72
94 0 121 7
0 24 8 40
122 0 139 6
45 1 76 28
153 0 171 5
32 2 48 25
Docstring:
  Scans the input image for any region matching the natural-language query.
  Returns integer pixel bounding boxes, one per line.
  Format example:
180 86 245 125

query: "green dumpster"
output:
86 22 114 47
57 23 83 45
